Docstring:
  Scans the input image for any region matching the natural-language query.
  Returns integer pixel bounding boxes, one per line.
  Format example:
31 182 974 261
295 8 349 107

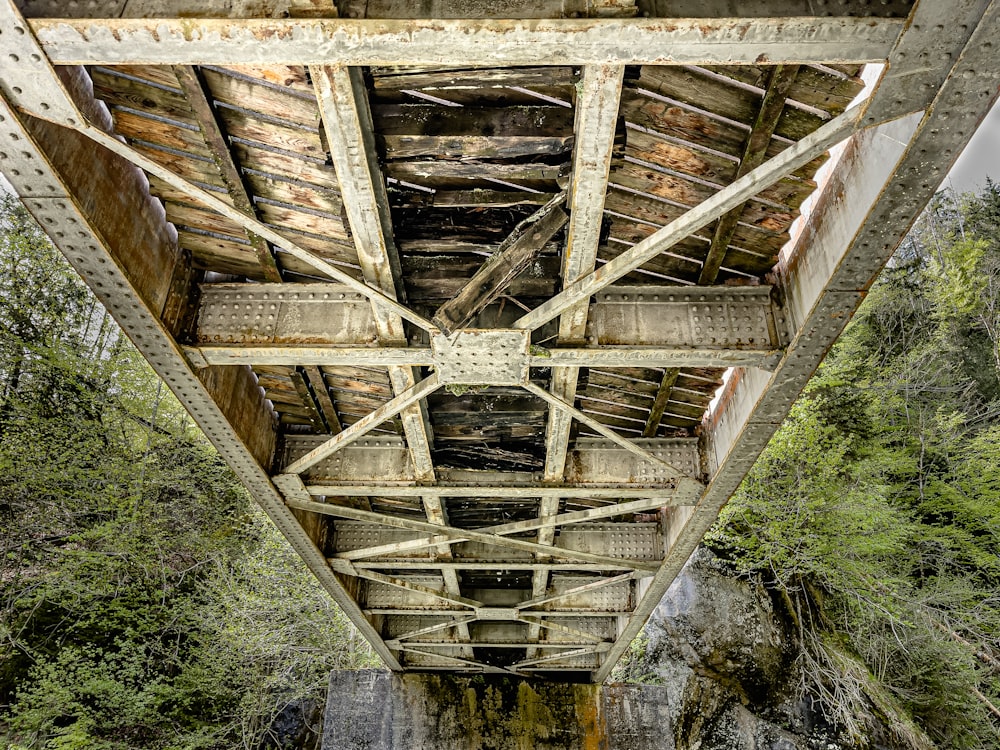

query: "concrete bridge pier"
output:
323 670 673 750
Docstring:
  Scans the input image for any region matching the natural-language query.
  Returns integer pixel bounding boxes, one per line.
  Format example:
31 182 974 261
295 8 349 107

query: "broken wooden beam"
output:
432 194 568 334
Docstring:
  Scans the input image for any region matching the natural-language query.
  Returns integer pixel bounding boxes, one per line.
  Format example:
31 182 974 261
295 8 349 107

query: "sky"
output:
947 100 1000 193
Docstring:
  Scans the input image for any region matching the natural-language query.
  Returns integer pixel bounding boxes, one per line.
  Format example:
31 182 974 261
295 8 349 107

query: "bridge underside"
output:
1 0 996 682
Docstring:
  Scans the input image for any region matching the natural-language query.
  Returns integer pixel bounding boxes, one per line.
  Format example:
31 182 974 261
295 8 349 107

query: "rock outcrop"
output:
615 548 850 750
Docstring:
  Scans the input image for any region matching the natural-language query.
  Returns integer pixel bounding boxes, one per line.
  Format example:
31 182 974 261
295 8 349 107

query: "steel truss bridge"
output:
0 0 996 682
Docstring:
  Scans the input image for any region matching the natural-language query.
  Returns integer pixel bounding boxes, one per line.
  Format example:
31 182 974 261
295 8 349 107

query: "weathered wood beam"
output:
27 17 905 67
642 368 679 438
698 65 799 285
303 365 343 434
289 367 328 433
513 102 866 332
593 0 1000 682
172 65 282 282
287 497 663 572
432 194 568 334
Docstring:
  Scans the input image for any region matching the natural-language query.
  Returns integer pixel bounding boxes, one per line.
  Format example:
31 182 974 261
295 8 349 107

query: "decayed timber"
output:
433 195 568 333
4 0 997 681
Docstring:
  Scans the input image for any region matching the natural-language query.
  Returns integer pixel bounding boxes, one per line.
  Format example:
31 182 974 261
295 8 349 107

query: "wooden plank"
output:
612 159 811 213
254 200 350 240
622 89 838 176
243 171 344 215
604 189 789 257
702 64 865 115
218 110 325 160
433 194 567 333
625 128 825 185
621 92 749 156
90 68 194 122
92 64 184 92
373 104 574 136
382 134 573 160
373 66 578 90
231 141 341 190
200 66 321 127
637 65 825 141
164 202 246 240
109 107 210 154
133 143 227 186
642 368 680 438
289 367 328 432
402 254 560 301
391 190 554 209
375 103 574 159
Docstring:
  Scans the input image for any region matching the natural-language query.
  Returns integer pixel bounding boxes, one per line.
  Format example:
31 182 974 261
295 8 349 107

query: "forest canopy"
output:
0 194 377 750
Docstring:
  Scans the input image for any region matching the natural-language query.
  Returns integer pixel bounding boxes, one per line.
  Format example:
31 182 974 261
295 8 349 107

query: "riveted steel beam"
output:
26 16 905 67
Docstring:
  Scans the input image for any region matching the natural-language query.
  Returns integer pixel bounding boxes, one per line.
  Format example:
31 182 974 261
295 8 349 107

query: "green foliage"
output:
0 196 377 749
707 184 1000 748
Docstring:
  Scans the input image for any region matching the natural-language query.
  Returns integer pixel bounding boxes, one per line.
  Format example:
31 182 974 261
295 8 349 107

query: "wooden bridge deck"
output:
1 0 996 682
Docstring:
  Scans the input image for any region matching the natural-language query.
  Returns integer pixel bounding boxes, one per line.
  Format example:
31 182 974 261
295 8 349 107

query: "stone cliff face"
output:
616 548 855 750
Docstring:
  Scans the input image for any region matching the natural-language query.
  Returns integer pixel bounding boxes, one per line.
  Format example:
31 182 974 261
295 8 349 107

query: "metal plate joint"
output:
431 329 530 386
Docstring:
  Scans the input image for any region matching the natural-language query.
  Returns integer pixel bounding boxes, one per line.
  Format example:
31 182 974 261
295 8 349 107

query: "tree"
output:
707 184 1000 748
0 195 377 750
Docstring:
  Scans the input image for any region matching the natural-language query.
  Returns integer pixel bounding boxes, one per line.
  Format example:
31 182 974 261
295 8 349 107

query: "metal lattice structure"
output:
0 0 996 681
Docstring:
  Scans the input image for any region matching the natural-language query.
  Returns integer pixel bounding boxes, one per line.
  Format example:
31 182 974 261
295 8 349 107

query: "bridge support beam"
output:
323 670 672 750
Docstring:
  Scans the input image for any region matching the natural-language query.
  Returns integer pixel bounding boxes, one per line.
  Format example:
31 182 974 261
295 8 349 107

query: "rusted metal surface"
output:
2 0 997 681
